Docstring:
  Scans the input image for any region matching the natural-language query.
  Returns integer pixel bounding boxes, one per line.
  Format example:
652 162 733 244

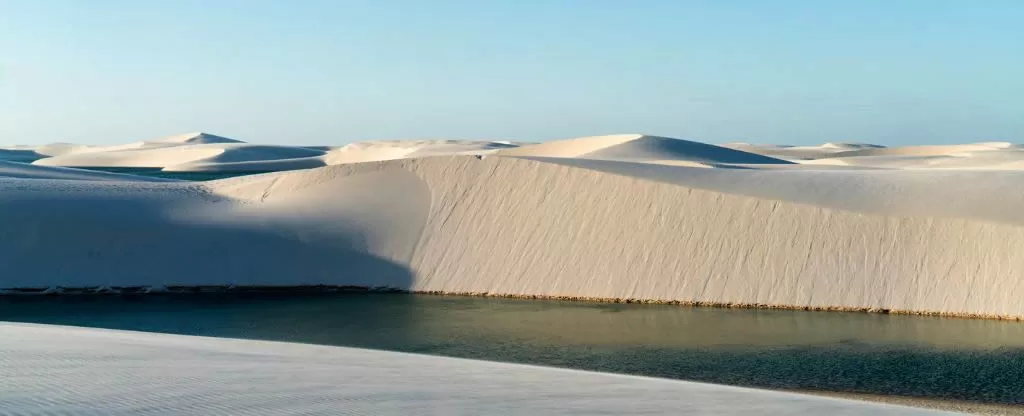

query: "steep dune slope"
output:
375 157 1024 317
5 155 1024 318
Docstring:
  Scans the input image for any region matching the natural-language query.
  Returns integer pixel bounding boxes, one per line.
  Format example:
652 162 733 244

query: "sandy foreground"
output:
0 323 951 415
3 133 1024 318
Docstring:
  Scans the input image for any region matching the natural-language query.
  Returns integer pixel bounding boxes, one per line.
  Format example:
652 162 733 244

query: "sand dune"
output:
806 150 1024 170
147 131 244 145
29 132 325 170
725 140 1024 170
724 142 887 160
170 140 518 172
34 142 326 169
829 143 1015 158
0 323 941 415
501 134 792 164
6 133 1024 317
0 160 176 181
2 142 94 158
28 133 520 172
5 141 1024 318
30 131 1023 173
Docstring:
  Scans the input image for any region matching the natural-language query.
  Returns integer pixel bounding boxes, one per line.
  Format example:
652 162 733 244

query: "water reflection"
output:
1 293 1022 404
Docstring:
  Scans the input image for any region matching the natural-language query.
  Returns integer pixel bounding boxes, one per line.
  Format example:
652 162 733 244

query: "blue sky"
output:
2 0 1021 145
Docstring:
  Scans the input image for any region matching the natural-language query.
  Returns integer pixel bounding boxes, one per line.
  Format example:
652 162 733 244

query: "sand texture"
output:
3 133 1024 318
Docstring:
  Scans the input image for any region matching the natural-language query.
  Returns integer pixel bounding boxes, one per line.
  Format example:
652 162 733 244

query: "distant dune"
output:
23 132 519 172
0 323 941 415
3 133 1024 318
500 134 792 165
0 160 176 181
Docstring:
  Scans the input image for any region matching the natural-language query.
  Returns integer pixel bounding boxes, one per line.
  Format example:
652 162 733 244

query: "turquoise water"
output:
1 293 1022 405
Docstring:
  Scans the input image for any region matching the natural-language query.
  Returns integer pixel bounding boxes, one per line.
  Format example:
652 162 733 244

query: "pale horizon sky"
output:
2 0 1022 146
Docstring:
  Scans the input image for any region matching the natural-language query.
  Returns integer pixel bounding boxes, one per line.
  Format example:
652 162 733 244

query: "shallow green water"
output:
1 293 1022 405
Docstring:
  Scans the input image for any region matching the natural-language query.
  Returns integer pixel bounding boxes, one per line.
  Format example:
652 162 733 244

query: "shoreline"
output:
415 290 1024 321
790 390 1023 415
2 285 1023 321
2 289 1022 412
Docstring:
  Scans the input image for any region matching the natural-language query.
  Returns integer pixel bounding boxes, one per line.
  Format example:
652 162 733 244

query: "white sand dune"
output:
30 132 320 170
41 132 1022 173
168 140 518 172
828 143 1016 158
5 144 1024 318
806 150 1024 170
0 323 947 415
0 160 176 182
28 133 520 172
319 139 518 166
727 141 1024 170
501 134 792 164
165 155 330 172
724 142 888 161
10 132 241 159
146 131 244 145
34 142 326 169
2 142 93 158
